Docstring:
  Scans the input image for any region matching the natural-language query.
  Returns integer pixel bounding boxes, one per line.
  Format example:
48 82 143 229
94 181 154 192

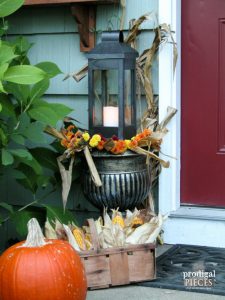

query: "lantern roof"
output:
86 31 139 59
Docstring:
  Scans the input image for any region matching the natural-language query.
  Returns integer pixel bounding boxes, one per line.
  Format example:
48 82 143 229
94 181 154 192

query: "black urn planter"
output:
82 151 151 211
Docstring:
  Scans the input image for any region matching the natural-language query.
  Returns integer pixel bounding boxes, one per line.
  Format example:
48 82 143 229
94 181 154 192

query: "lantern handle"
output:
101 30 124 43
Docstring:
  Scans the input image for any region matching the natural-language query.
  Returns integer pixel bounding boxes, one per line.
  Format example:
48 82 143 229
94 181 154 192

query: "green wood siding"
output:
1 1 159 250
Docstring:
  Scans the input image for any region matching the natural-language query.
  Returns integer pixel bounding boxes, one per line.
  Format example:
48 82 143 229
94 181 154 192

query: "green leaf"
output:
9 149 32 160
18 156 42 175
11 169 26 179
0 103 2 112
17 113 30 131
5 82 30 104
0 20 8 37
0 94 16 118
44 205 77 225
13 36 33 55
29 78 49 102
30 147 58 171
10 134 25 145
0 63 9 79
3 65 46 85
0 81 7 93
32 100 73 121
23 122 46 144
50 103 73 119
36 62 62 78
36 175 52 188
0 0 24 18
0 128 8 146
0 202 14 214
50 140 65 153
28 106 59 126
0 45 17 64
11 210 42 237
15 164 38 192
1 148 14 165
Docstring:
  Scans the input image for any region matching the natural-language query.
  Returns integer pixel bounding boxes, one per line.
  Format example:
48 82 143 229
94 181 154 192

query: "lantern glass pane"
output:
92 70 102 126
93 69 119 127
124 70 132 126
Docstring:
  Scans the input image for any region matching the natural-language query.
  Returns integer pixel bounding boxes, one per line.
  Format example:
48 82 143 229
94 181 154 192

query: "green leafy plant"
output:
0 0 76 237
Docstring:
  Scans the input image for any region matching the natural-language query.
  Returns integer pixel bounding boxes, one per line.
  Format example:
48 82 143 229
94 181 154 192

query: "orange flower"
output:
60 128 153 154
131 128 152 144
66 131 74 140
111 140 127 154
138 132 145 139
67 125 75 131
97 140 105 151
61 139 69 148
129 139 138 149
143 128 152 137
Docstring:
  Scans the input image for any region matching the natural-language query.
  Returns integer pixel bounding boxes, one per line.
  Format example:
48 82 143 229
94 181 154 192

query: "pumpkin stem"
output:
22 218 47 247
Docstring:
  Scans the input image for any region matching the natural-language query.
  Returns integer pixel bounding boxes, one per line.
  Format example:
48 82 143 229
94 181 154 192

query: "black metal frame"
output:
87 31 138 139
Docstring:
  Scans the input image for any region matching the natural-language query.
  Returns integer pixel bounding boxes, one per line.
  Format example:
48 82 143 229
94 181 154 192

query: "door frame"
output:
158 0 225 247
158 0 181 214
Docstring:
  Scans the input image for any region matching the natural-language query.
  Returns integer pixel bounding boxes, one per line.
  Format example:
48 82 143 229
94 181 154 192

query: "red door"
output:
181 0 225 206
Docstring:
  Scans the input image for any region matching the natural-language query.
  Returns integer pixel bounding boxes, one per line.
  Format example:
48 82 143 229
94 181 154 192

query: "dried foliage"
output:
126 16 178 203
57 156 74 210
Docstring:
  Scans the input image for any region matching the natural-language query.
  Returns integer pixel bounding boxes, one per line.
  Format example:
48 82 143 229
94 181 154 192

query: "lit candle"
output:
103 106 119 127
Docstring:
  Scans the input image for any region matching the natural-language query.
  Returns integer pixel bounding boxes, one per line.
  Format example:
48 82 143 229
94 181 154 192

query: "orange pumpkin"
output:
0 218 87 300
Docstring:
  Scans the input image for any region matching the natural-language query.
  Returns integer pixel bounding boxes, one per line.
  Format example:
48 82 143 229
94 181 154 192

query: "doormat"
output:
139 244 225 296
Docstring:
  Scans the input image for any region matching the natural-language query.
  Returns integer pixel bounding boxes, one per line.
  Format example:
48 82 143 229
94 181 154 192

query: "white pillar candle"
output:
103 106 119 127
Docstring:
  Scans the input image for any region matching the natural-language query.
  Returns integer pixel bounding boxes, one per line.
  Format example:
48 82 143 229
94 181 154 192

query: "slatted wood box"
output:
78 219 156 290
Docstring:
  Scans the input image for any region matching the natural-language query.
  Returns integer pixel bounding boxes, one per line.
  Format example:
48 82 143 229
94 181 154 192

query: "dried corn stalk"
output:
57 155 75 210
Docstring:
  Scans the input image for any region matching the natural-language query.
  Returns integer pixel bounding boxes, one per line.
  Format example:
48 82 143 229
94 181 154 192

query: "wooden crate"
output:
79 219 156 290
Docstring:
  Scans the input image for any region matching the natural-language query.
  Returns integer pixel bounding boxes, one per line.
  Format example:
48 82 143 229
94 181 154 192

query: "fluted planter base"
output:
82 151 151 211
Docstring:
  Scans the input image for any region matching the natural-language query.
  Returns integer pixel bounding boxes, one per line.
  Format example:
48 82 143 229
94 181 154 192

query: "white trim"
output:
164 216 225 248
170 206 225 221
158 0 181 214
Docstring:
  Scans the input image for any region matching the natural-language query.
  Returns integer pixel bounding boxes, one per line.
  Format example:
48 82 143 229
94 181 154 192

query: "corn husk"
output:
83 146 102 187
103 207 112 228
44 208 166 250
57 155 74 210
144 214 166 243
125 12 155 44
124 207 140 227
113 223 126 247
132 146 170 168
55 219 67 240
44 125 65 140
125 222 154 244
63 224 80 252
45 219 58 239
95 217 103 235
63 64 88 82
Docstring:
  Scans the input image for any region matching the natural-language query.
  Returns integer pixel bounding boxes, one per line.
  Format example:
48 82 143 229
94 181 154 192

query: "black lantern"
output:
87 31 139 139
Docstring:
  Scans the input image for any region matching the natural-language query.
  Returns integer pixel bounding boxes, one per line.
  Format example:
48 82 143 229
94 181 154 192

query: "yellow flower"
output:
125 139 131 147
82 132 90 142
89 134 101 147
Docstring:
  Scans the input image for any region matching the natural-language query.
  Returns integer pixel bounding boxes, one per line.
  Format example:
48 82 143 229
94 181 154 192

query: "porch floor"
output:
87 285 223 300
